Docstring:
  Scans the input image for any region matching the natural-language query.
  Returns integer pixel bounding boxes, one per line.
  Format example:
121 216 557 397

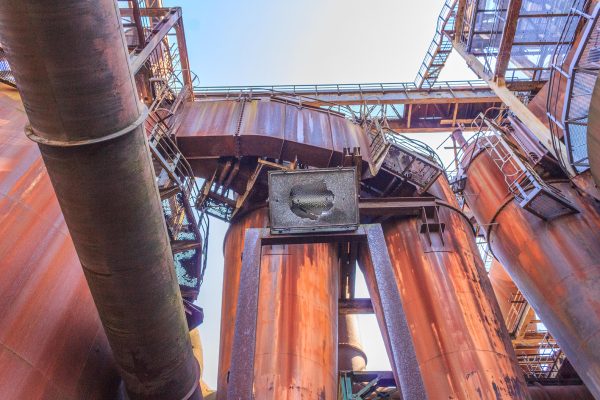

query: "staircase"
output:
146 73 209 301
414 0 458 88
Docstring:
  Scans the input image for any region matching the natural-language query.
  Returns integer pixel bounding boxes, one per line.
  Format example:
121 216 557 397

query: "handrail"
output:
414 0 459 88
547 0 598 174
194 79 490 97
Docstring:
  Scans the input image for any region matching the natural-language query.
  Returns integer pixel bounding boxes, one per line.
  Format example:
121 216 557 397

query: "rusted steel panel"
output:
375 176 528 399
488 259 519 321
0 88 120 399
176 100 240 158
175 99 372 172
254 236 339 399
282 105 335 166
219 208 339 399
463 147 600 398
238 100 285 158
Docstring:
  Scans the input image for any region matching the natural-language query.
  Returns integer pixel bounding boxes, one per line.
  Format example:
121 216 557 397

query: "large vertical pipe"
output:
220 208 339 399
461 140 600 398
0 2 199 399
488 258 520 322
338 315 367 371
0 87 120 399
375 177 528 399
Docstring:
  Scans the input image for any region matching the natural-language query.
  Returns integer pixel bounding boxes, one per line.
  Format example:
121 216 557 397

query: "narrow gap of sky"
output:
164 0 478 389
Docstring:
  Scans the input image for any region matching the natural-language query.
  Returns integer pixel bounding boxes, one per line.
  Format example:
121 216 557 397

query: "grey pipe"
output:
0 1 200 399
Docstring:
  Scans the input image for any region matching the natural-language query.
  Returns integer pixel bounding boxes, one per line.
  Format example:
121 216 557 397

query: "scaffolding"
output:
456 0 587 86
548 2 600 173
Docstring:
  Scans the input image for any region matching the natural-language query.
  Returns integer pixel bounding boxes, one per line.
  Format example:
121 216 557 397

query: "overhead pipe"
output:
0 1 200 399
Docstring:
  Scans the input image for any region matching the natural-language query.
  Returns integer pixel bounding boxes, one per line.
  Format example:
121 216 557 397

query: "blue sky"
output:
163 0 477 389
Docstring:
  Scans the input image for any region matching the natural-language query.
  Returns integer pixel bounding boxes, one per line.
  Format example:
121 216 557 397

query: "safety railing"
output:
146 72 210 298
517 332 565 380
548 1 599 174
447 112 578 220
195 79 489 99
414 0 459 88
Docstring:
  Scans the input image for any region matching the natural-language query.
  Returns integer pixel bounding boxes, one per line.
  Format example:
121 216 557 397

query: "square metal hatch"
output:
268 167 359 234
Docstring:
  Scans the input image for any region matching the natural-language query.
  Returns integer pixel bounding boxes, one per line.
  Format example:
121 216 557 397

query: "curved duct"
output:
0 1 200 398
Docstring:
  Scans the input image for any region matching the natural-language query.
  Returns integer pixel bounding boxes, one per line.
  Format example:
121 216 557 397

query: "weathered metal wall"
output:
376 176 528 399
175 99 371 180
219 208 339 399
0 87 120 399
463 148 600 398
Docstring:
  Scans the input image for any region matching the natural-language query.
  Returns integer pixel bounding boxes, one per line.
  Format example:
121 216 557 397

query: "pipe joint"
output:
24 106 149 147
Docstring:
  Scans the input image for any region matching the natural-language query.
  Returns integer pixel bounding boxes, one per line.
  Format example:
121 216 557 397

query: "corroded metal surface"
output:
359 225 428 400
376 176 528 399
218 209 270 399
175 99 371 172
254 235 339 399
488 258 520 321
226 228 262 400
220 209 339 399
0 88 120 399
338 315 367 372
463 147 600 398
0 1 199 398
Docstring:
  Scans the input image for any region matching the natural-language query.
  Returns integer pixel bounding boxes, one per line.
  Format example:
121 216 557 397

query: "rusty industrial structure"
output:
0 0 599 399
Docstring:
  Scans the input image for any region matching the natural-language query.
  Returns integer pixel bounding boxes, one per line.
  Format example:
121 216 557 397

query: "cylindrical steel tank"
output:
375 176 529 399
461 141 600 398
488 258 519 321
0 88 120 398
219 208 339 399
338 314 367 371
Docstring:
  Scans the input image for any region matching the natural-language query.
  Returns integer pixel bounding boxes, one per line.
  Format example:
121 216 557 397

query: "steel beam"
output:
130 7 182 73
339 298 374 314
452 40 575 175
495 0 523 81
